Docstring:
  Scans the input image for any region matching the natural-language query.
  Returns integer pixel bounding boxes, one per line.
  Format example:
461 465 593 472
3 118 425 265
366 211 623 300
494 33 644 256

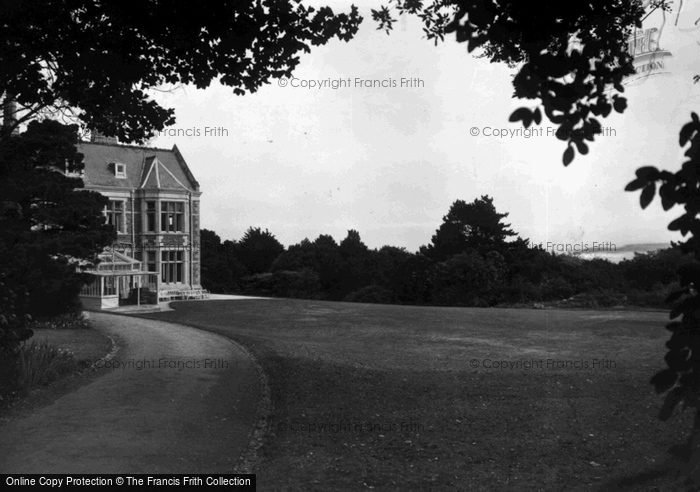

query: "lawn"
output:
140 299 691 490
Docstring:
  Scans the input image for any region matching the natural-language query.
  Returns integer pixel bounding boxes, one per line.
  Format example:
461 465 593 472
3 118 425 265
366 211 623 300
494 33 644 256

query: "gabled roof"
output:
81 250 145 275
77 141 200 192
139 155 190 190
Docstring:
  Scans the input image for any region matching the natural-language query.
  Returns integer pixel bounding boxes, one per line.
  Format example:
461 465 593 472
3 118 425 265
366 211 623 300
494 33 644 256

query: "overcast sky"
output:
148 0 700 253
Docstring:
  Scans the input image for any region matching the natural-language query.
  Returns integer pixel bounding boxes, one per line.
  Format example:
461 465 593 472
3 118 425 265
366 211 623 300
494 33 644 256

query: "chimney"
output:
3 96 19 134
90 129 118 145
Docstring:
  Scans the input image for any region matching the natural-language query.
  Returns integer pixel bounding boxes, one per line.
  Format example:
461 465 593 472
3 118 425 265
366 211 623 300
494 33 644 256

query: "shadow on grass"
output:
601 457 698 491
134 298 686 490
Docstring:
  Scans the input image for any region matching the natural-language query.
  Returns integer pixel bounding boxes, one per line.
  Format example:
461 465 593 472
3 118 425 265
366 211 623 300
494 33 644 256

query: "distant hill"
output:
571 242 672 263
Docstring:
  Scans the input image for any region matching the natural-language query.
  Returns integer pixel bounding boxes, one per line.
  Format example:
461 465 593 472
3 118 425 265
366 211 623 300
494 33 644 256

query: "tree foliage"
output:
626 116 700 475
0 120 114 352
200 229 247 293
372 0 700 479
271 238 318 273
431 250 506 306
0 0 362 142
421 195 517 260
204 217 692 311
237 227 285 275
269 234 345 295
338 229 376 295
373 0 644 164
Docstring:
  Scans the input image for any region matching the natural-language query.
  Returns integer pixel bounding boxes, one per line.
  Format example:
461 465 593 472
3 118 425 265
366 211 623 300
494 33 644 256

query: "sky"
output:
147 0 700 254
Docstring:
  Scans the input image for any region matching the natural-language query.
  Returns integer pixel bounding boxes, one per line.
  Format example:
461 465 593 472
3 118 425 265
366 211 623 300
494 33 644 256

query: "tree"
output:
200 229 247 293
373 0 642 164
0 0 361 143
391 254 434 305
373 245 413 287
237 227 285 275
0 120 114 353
0 0 361 397
338 229 376 295
431 250 506 306
313 234 344 298
375 0 700 482
0 0 360 393
630 122 700 479
619 248 692 292
270 238 318 273
421 195 517 261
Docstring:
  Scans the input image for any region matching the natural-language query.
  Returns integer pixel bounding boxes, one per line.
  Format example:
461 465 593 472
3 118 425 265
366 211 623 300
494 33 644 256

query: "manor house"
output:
76 133 206 310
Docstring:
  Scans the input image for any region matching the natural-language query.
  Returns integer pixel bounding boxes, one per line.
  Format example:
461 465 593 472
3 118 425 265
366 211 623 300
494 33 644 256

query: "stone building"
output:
77 134 206 310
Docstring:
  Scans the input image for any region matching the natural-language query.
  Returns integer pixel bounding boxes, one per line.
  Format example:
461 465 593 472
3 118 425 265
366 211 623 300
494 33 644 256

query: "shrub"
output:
431 284 485 307
241 269 322 299
390 254 434 305
427 252 506 307
540 275 575 301
0 350 20 402
555 290 627 309
30 311 90 330
493 279 542 304
625 283 679 308
344 285 397 304
16 339 78 392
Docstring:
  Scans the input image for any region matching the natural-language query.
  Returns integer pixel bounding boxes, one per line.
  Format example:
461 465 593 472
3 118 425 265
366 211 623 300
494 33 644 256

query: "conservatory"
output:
79 250 159 311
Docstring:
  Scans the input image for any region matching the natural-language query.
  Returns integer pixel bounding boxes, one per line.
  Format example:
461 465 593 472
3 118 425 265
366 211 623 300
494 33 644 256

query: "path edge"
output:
109 310 272 475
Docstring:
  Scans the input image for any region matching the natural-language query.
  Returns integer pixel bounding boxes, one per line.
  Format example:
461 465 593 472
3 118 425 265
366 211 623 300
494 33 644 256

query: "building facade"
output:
77 135 205 310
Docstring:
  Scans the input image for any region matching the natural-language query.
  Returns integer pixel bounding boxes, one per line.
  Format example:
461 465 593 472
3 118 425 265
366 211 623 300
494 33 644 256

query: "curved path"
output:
0 312 261 474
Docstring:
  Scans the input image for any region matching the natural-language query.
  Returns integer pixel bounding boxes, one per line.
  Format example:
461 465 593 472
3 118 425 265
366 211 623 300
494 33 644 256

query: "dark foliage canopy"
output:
200 229 247 293
372 0 645 164
421 195 517 260
238 227 285 275
0 120 114 351
0 0 362 142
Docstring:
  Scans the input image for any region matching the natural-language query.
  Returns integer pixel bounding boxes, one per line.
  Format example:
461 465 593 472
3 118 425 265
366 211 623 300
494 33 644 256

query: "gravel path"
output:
0 312 261 473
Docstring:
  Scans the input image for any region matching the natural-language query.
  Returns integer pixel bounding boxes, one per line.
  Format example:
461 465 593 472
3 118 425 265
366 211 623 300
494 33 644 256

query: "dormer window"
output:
113 162 126 178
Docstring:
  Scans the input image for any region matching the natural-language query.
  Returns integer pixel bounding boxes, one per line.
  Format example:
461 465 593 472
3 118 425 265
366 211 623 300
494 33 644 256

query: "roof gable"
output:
139 156 190 190
77 142 200 192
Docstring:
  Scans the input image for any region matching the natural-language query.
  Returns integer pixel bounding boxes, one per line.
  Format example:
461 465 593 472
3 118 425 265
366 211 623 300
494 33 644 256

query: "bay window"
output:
160 201 184 232
161 251 184 283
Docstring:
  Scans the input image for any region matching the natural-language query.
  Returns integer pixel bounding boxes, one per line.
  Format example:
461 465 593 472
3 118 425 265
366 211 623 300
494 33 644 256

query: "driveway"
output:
0 312 262 473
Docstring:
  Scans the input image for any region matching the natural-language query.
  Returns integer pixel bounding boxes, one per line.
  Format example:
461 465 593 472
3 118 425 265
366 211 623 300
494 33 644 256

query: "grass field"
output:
141 299 693 490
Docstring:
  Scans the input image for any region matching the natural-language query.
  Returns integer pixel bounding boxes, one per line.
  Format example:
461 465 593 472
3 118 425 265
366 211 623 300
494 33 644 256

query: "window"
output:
146 201 156 232
146 251 157 272
161 251 183 283
114 163 126 178
80 277 100 296
160 201 184 232
104 276 116 296
106 201 124 233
